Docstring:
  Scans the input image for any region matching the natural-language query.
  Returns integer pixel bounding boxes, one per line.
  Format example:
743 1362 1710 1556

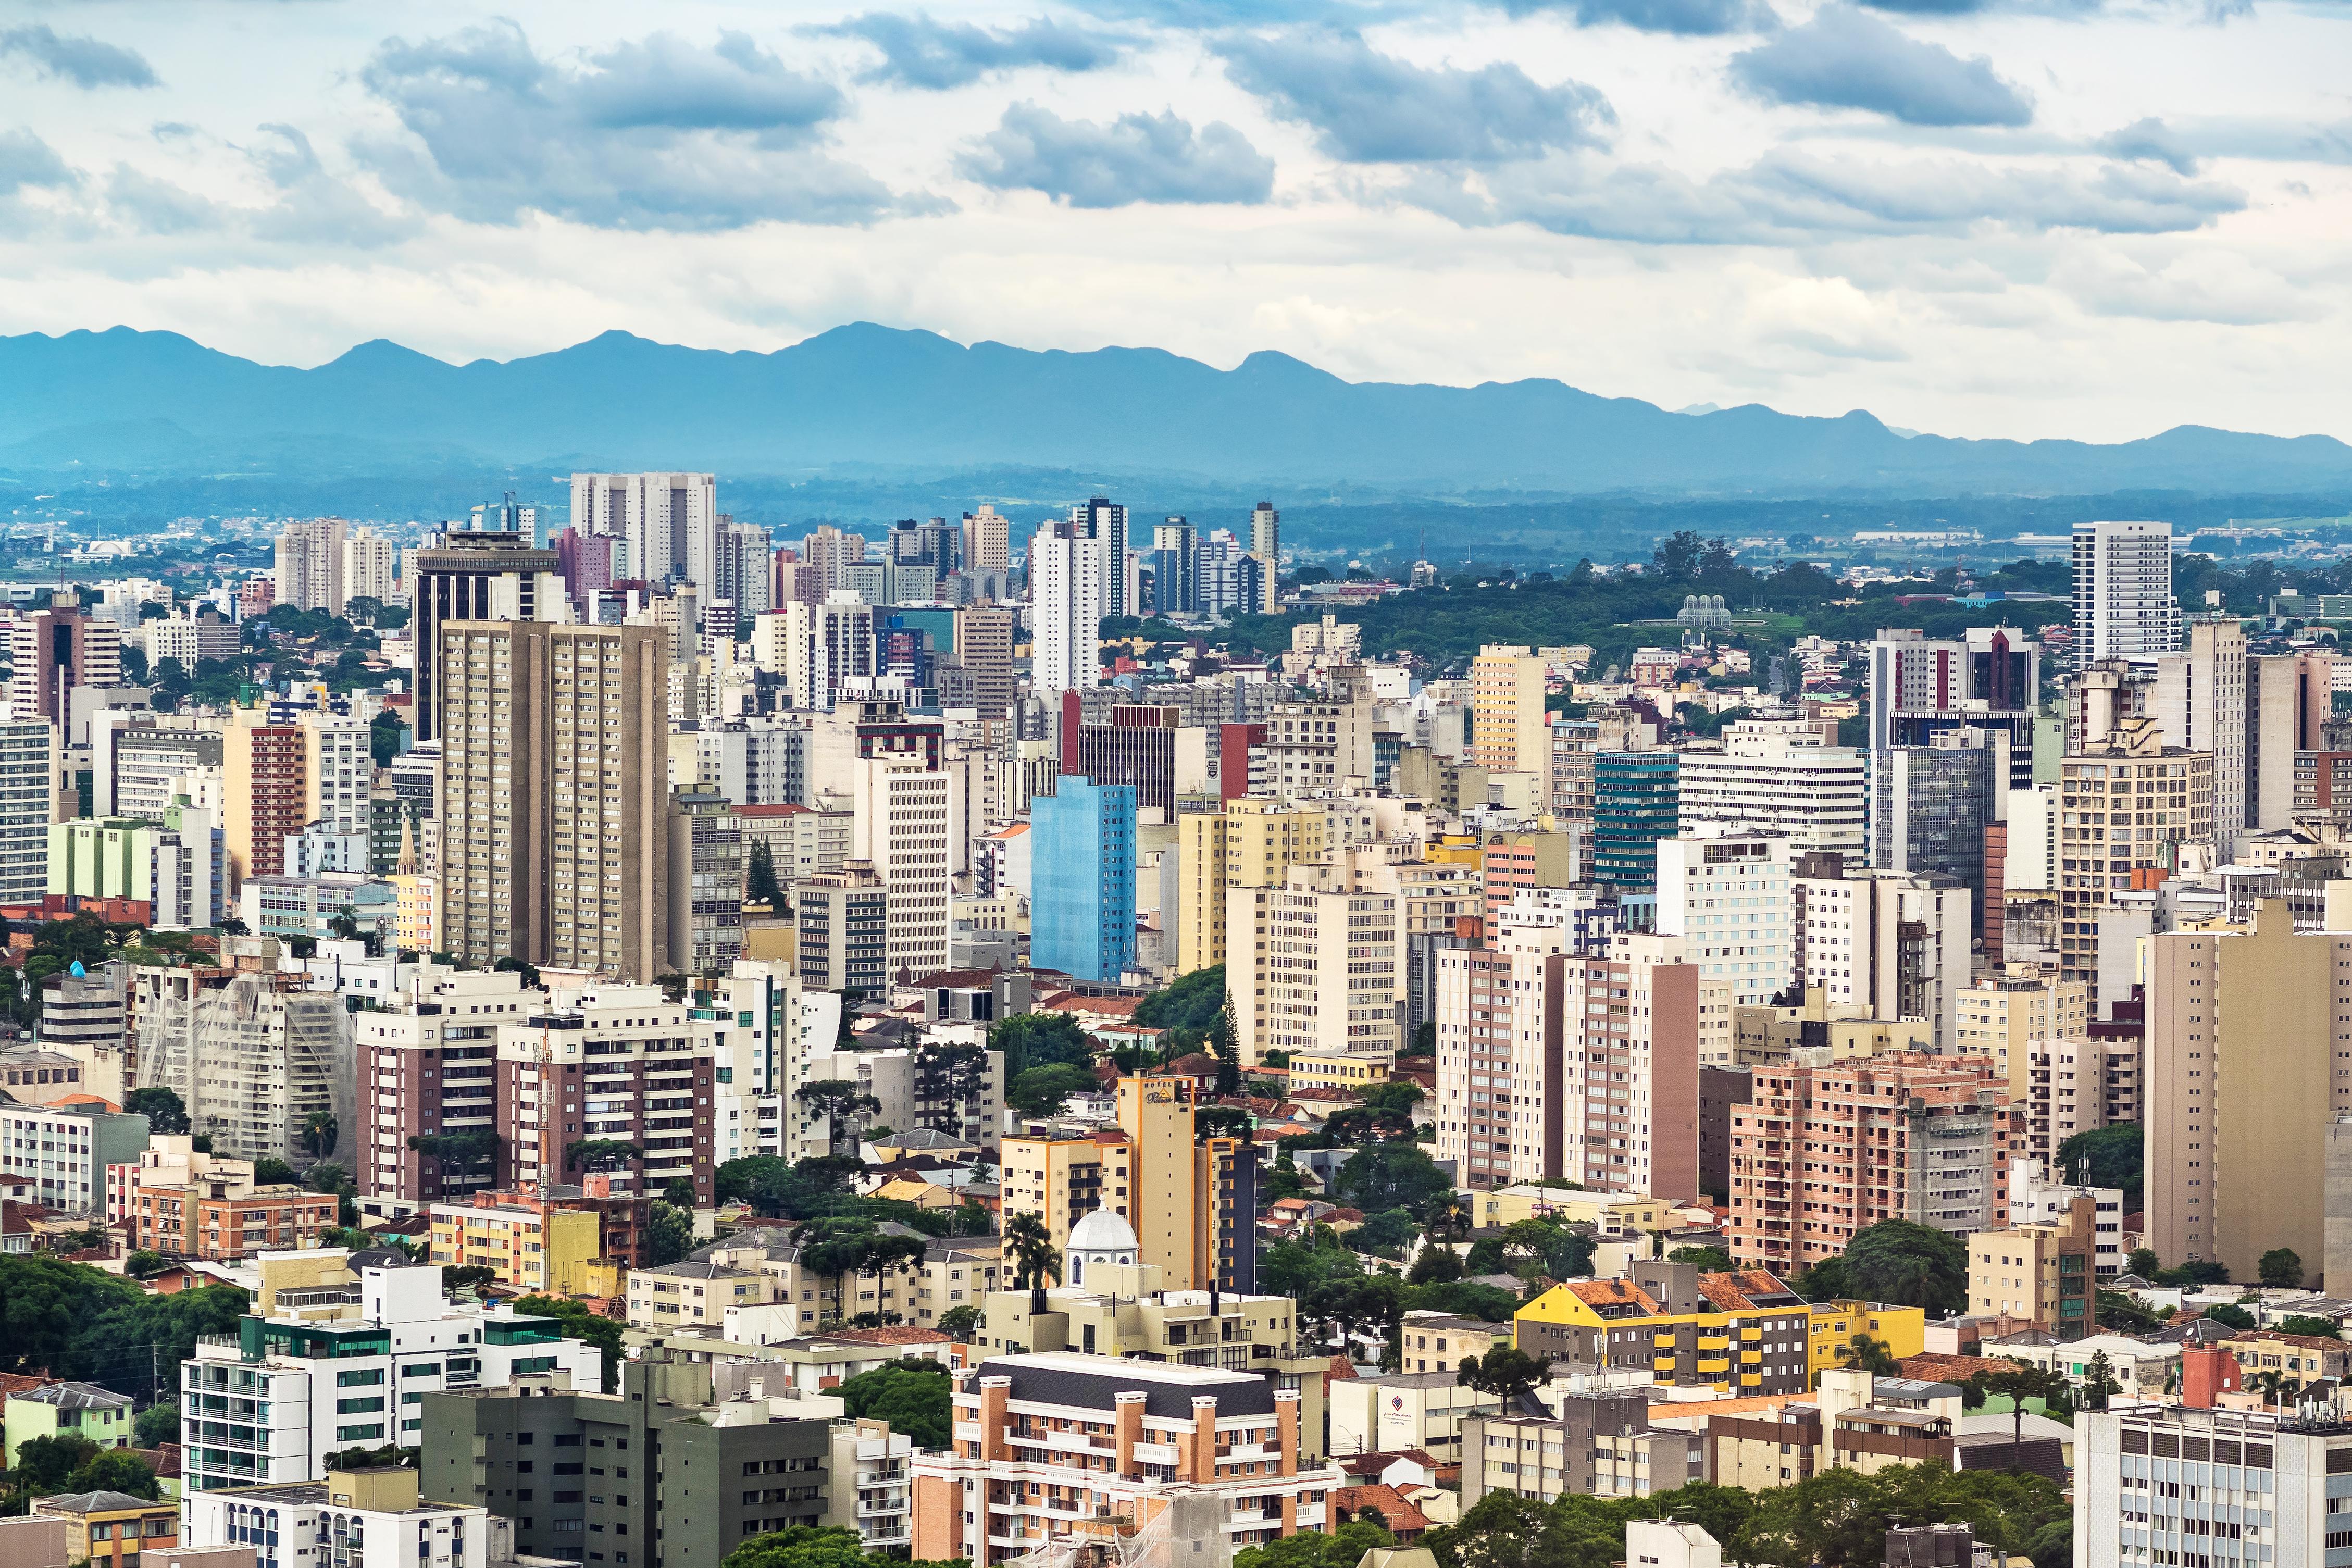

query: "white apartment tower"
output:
1029 521 1104 695
2151 616 2247 850
1068 497 1129 618
570 472 720 595
1654 829 1794 1008
773 596 877 712
342 525 398 605
2072 519 2179 660
851 753 953 984
1250 502 1280 613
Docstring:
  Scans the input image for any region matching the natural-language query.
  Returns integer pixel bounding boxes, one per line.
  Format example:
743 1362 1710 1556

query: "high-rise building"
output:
2151 616 2247 850
407 532 566 743
1068 496 1129 619
769 595 876 712
1725 1052 2013 1273
2056 718 2216 995
1062 701 1185 815
1434 897 1570 1192
0 721 52 903
435 620 669 980
494 980 719 1202
570 472 719 594
2076 1405 2352 1568
470 491 539 537
1655 829 1793 1009
1031 776 1137 983
222 714 306 887
668 791 743 976
1677 718 1866 856
714 518 774 620
1592 750 1679 891
851 749 952 984
340 525 397 606
1029 520 1104 694
799 525 868 597
1259 694 1376 797
2145 898 2349 1282
2247 648 2334 830
954 604 1016 718
964 505 1011 575
1967 1191 2095 1338
1194 530 1264 618
2072 519 2179 660
7 602 121 725
1227 851 1402 1064
1249 501 1280 613
274 517 347 613
1150 517 1196 615
794 862 889 994
1468 643 1548 776
1789 854 1973 1049
1952 969 2092 1168
1870 727 2007 910
1174 796 1323 977
1866 627 2038 801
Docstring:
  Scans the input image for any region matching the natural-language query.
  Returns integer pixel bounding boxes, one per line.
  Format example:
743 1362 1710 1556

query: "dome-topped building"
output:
1065 1202 1137 1287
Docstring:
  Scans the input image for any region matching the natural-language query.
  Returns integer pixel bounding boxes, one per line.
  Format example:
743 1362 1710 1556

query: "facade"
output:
0 1099 148 1217
1676 720 1867 857
1724 1053 2015 1273
47 807 225 928
569 472 720 595
2073 1404 2349 1568
1654 830 1793 1009
123 1147 338 1262
1514 1268 1926 1391
2072 519 2179 661
181 1467 486 1568
342 525 398 605
274 518 348 614
1031 777 1137 983
223 719 306 887
1226 853 1402 1065
1174 797 1324 978
495 981 718 1204
436 620 669 981
1968 1193 2096 1339
7 603 121 726
1249 502 1280 613
2057 721 2217 994
910 1352 1335 1566
352 970 524 1208
1459 1394 1704 1505
1467 644 1547 777
850 749 952 984
1592 750 1678 891
2151 617 2248 851
1870 729 2003 904
29 1490 177 1566
406 532 565 744
3 1384 132 1469
1029 522 1105 695
667 791 743 976
428 1196 603 1296
0 721 50 903
180 1261 602 1488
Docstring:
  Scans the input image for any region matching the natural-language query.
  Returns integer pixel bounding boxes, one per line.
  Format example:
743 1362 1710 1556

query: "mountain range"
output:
2 322 2348 499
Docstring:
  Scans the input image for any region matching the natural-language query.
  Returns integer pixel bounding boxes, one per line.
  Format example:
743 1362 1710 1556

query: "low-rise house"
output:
3 1381 132 1468
30 1489 178 1565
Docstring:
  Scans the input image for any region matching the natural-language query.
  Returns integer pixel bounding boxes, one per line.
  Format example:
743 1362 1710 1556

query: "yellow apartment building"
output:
429 1198 602 1294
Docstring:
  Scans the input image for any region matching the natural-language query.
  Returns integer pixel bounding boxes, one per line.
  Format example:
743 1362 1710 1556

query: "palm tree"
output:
1004 1212 1060 1322
1423 1192 1473 1244
2255 1370 2288 1408
303 1111 339 1162
1835 1333 1901 1376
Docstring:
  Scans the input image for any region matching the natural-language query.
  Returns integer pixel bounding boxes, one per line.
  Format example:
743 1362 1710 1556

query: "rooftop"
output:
970 1351 1279 1420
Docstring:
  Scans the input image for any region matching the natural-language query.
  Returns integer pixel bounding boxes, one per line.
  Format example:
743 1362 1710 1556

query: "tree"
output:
122 1087 189 1135
2276 1314 2343 1340
1836 1334 1901 1376
1840 1219 1971 1314
1333 1142 1451 1214
443 1265 499 1293
646 1202 695 1266
12 1433 98 1491
1399 1021 1435 1059
1004 1211 1059 1320
2260 1248 2306 1289
2081 1350 2123 1412
512 1297 625 1392
565 1139 645 1174
724 1526 954 1568
1982 1363 2062 1472
2056 1122 2143 1204
1007 1063 1095 1118
1134 965 1226 1035
2125 1247 2160 1277
1359 1081 1424 1118
937 1304 982 1341
408 1129 501 1188
1652 530 1706 582
794 1080 881 1158
835 1361 951 1449
664 1176 698 1210
252 1156 300 1187
133 1402 179 1447
1407 1245 1463 1286
1669 1245 1733 1271
1353 1208 1420 1257
2201 1303 2257 1331
988 1012 1094 1080
124 1250 169 1279
1457 1347 1547 1407
67 1448 159 1499
746 840 782 909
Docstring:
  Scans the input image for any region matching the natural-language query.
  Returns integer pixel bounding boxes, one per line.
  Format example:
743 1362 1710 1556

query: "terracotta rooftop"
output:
1566 1279 1663 1313
1698 1268 1805 1312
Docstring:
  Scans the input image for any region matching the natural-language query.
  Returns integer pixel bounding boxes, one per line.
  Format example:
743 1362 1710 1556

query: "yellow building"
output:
428 1198 602 1294
389 873 437 955
1514 1273 1926 1395
1473 1187 1671 1236
999 1075 1252 1292
1468 644 1548 776
1732 990 1933 1067
256 1248 361 1316
1175 797 1325 976
1227 850 1403 1065
1288 1046 1397 1091
30 1489 177 1566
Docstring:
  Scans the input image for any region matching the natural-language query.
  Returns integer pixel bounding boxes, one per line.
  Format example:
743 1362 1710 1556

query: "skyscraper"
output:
2072 519 2179 660
1069 496 1128 618
5 601 119 726
713 518 774 620
770 596 876 712
1031 776 1137 984
1468 643 1548 775
963 504 1010 575
2151 616 2247 848
274 517 347 613
0 721 52 903
570 472 719 594
1592 750 1679 891
1250 501 1280 613
435 620 669 980
408 532 565 743
1151 517 1196 616
1029 520 1104 694
341 525 397 605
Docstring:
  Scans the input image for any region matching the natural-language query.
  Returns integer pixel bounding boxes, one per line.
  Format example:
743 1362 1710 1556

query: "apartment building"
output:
2147 899 2349 1283
910 1353 1337 1566
1460 1392 1704 1505
1969 1193 2095 1338
1591 750 1678 891
2057 719 2216 995
2071 519 2180 661
1724 1052 2015 1273
1654 829 1793 1009
1000 1077 1256 1293
494 981 717 1205
1561 934 1705 1199
1258 696 1376 797
1 1097 148 1216
180 1258 602 1489
437 620 670 981
121 1137 338 1261
407 531 565 744
1952 968 2092 1168
850 751 953 983
1174 797 1323 977
1467 644 1547 777
223 715 306 886
354 969 529 1210
1434 897 1569 1192
129 948 355 1169
1789 854 1973 1051
8 601 122 725
2073 1404 2349 1568
794 863 889 995
274 518 348 613
1226 850 1401 1065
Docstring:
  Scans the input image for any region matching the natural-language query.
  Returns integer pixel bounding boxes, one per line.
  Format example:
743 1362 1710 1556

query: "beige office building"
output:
1952 969 2091 1168
2057 718 2216 994
435 620 669 980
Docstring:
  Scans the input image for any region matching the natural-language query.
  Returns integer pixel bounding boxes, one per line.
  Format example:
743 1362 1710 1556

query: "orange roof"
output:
55 1093 119 1112
1698 1268 1802 1312
1566 1279 1662 1312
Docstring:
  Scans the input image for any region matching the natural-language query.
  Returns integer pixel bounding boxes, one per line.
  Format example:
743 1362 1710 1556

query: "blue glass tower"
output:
1593 750 1681 892
1031 776 1138 982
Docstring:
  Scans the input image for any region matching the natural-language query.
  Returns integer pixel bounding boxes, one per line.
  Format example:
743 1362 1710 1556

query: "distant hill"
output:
1 322 2346 496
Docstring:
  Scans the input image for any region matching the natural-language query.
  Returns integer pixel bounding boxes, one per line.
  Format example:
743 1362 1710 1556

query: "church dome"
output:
1068 1204 1138 1254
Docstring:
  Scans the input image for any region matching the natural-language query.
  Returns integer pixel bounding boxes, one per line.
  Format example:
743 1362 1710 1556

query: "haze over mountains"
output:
3 322 2349 499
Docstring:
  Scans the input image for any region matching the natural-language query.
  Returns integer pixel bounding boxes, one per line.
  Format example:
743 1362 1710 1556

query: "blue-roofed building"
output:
1030 776 1137 983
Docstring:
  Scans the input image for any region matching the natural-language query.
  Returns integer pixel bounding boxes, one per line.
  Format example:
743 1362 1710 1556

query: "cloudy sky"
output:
0 0 2346 444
